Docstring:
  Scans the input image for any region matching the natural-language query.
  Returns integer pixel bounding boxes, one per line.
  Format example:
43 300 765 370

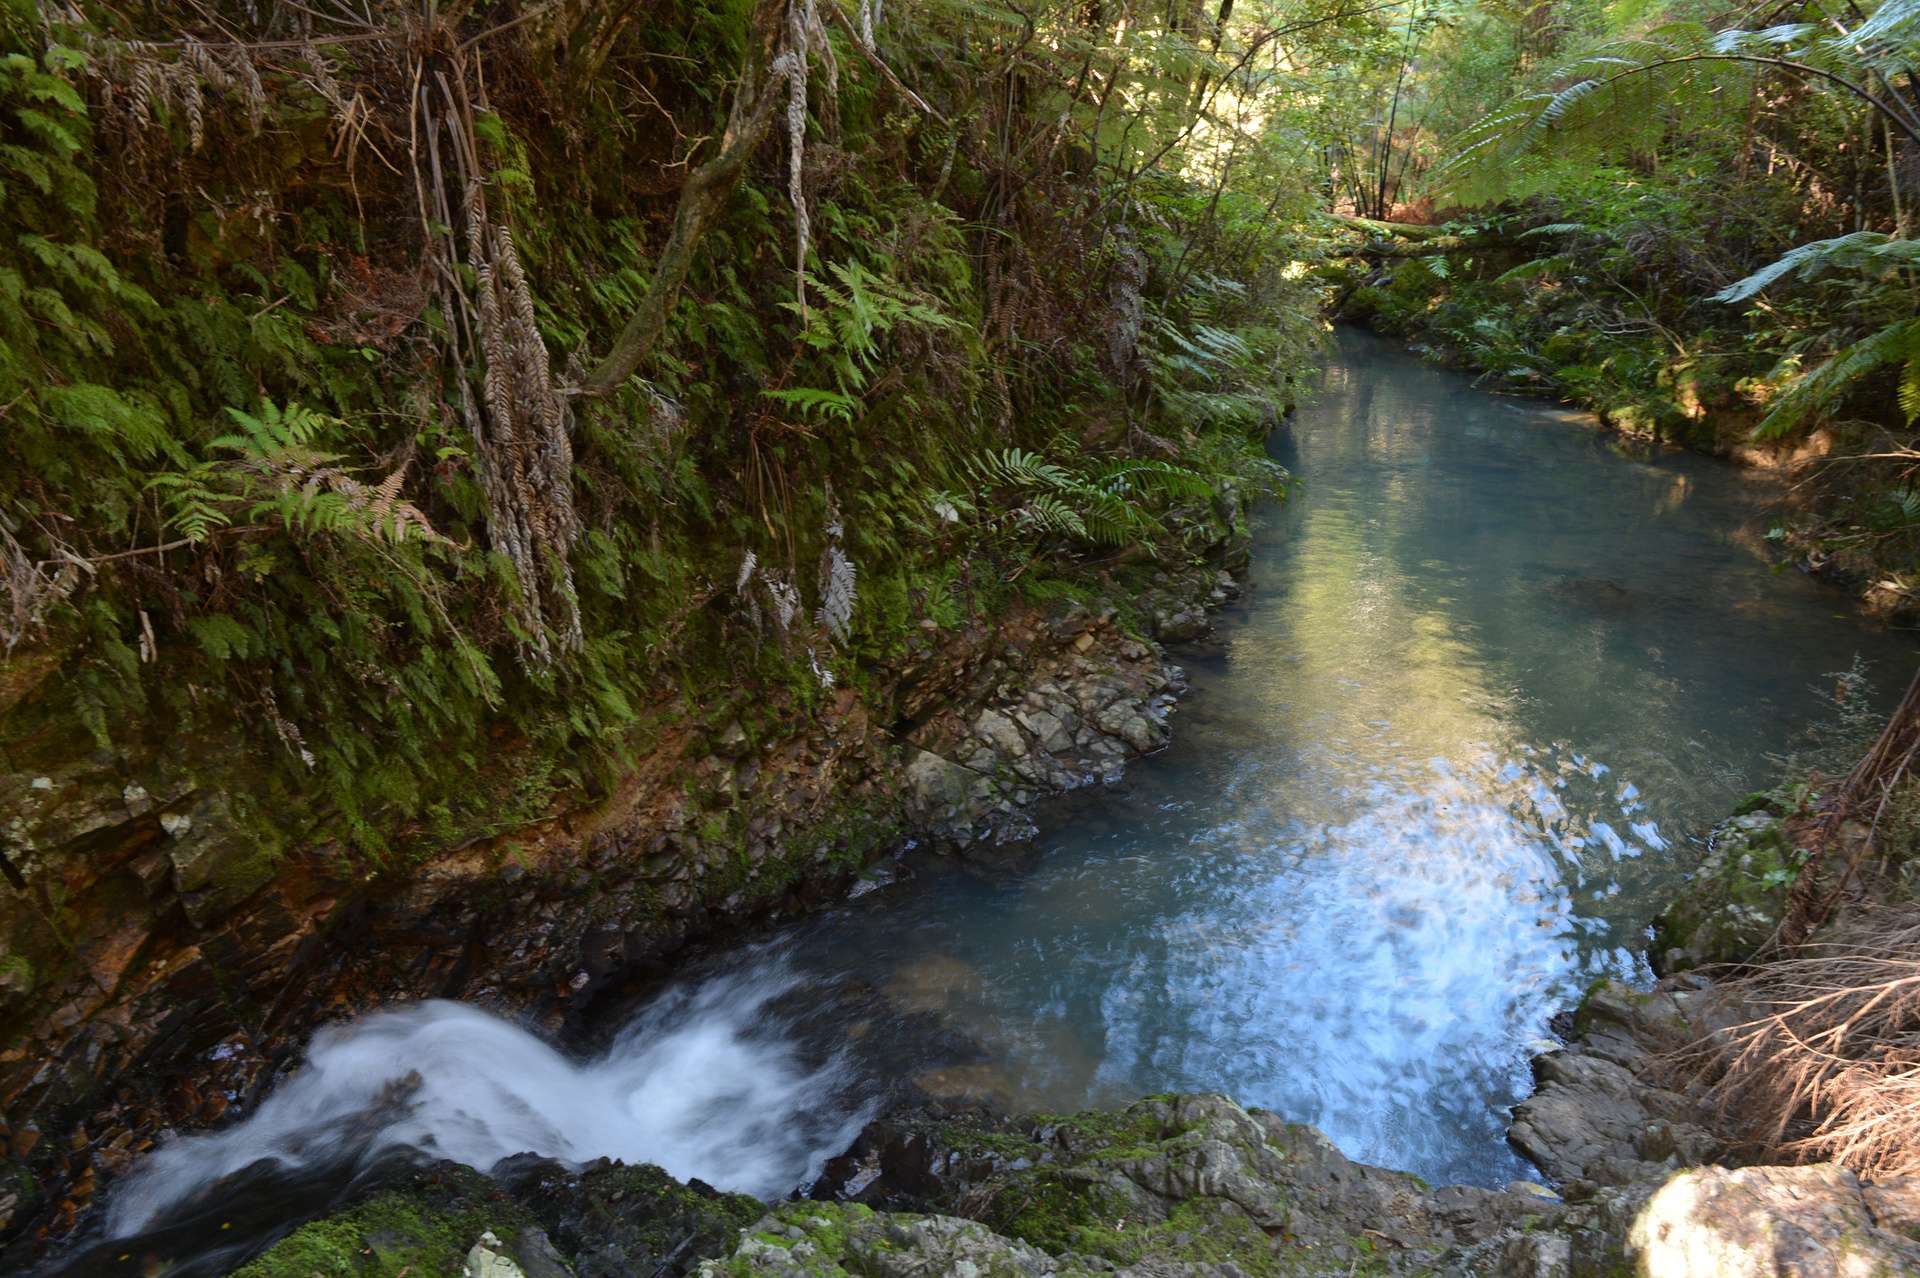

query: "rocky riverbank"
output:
147 1081 1920 1278
27 752 1920 1276
0 503 1251 1263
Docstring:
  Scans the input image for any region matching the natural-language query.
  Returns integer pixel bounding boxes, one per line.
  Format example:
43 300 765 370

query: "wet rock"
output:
1626 1163 1920 1276
495 1156 762 1278
227 1161 546 1278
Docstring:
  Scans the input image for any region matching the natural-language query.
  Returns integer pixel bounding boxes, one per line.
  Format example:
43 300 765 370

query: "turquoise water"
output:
76 331 1920 1278
756 326 1917 1187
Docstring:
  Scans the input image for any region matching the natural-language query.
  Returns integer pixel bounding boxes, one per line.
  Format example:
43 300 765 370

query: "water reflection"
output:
771 328 1914 1186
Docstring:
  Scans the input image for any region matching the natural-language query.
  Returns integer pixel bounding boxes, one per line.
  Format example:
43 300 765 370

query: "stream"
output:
66 328 1919 1272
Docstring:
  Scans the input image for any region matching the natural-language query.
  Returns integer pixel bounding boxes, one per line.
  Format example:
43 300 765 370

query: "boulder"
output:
1627 1163 1920 1276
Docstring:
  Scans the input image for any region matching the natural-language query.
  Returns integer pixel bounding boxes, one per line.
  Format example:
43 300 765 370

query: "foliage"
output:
1328 0 1920 610
0 0 1325 866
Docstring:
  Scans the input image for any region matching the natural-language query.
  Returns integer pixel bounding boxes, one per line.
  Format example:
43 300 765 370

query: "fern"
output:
764 385 860 423
1713 233 1920 304
1493 255 1573 287
963 447 1217 552
1754 317 1920 439
153 400 448 546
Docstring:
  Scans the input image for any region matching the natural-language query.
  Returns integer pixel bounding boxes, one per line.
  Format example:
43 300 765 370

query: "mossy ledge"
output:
181 1086 1920 1278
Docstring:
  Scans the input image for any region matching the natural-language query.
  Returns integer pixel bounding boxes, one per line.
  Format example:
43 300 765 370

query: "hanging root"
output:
0 519 87 657
774 0 834 310
416 45 581 662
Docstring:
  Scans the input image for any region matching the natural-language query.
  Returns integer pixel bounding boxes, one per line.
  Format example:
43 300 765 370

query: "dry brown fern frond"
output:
1777 669 1920 949
1691 904 1920 1179
414 47 580 663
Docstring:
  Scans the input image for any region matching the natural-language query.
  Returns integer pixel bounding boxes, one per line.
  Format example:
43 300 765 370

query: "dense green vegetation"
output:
1331 0 1920 611
0 0 1398 863
12 0 1915 868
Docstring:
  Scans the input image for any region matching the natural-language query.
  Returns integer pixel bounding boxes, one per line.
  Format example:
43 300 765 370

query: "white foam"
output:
106 961 865 1236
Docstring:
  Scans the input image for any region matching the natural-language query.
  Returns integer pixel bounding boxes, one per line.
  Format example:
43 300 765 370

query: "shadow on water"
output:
47 327 1919 1274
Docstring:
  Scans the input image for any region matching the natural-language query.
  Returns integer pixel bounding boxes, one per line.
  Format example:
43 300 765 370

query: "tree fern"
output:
1712 233 1920 305
1752 318 1920 439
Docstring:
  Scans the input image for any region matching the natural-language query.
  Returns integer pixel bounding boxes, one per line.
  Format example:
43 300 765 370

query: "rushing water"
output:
72 328 1917 1271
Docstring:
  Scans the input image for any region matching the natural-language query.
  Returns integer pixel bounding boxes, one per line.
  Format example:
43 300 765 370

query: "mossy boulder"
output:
231 1163 543 1278
1653 809 1802 973
801 1094 1563 1276
495 1156 764 1278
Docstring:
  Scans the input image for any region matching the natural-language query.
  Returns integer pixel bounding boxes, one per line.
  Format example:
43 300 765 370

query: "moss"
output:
231 1184 539 1278
746 1202 878 1271
0 952 35 997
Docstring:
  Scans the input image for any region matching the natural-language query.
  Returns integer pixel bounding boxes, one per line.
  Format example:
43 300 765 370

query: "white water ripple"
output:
106 963 867 1236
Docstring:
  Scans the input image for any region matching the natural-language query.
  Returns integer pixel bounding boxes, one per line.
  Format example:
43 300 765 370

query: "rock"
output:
1508 980 1719 1193
0 1159 36 1235
164 793 277 923
1013 709 1073 754
705 1206 1103 1278
1153 610 1209 642
1093 704 1160 754
2 511 1246 1257
972 709 1029 760
509 1228 576 1278
806 1093 1560 1276
1653 810 1797 972
1487 1232 1571 1278
1627 1163 1920 1276
495 1157 760 1278
464 1230 532 1278
903 750 979 817
224 1161 550 1278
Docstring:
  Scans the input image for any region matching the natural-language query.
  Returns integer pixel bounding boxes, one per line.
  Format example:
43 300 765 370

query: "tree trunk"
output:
580 0 789 396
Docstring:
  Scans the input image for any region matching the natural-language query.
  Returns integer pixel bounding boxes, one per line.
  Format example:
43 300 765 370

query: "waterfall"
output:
104 957 866 1238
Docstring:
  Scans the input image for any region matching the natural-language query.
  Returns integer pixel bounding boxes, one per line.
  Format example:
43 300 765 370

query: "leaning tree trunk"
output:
580 0 791 395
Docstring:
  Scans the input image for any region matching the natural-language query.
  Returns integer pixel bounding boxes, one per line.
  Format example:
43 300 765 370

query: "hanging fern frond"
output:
1712 233 1920 304
1754 318 1920 439
1493 255 1574 287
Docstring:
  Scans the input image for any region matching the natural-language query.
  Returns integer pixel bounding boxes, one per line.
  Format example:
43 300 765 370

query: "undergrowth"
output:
0 0 1321 871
